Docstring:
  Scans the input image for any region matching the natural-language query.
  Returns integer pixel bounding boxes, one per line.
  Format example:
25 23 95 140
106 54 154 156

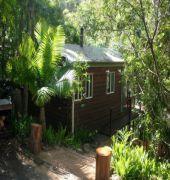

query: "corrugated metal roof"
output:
62 44 124 63
58 44 124 84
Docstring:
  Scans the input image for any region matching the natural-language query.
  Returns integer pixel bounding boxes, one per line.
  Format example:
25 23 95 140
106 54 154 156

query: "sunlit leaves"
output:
34 23 65 86
35 87 56 107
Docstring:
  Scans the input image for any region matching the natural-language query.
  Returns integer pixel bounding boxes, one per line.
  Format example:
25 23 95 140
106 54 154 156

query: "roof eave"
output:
87 61 124 67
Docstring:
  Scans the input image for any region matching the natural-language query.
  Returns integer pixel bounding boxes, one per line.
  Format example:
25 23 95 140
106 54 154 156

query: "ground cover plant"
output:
43 126 67 146
10 116 35 140
111 129 170 179
43 126 96 149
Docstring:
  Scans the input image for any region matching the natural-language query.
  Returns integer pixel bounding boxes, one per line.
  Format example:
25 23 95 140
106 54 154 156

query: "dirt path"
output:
0 139 50 180
0 139 96 180
37 146 96 180
0 134 110 179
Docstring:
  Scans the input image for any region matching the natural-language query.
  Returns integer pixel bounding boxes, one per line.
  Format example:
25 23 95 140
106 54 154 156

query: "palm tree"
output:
8 22 72 130
31 23 68 130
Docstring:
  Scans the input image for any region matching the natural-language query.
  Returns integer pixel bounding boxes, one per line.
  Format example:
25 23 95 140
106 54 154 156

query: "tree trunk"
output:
39 106 46 131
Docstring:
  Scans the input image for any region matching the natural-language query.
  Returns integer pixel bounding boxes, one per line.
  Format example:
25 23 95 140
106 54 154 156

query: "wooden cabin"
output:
45 43 130 135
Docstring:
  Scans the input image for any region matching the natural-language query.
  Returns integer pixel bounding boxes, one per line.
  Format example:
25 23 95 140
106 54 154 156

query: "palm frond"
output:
35 87 56 107
19 33 35 61
34 24 65 85
34 21 48 44
53 26 65 62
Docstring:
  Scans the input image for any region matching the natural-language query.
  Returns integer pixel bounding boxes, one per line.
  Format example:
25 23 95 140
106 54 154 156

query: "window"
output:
74 89 82 100
85 74 93 98
74 77 82 101
106 72 115 93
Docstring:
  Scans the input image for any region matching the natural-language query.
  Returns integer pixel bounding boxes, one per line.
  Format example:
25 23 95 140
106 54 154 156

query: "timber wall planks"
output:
74 66 127 132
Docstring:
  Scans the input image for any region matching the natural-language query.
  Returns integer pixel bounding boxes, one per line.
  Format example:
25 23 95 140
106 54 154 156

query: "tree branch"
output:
139 0 161 80
152 0 161 41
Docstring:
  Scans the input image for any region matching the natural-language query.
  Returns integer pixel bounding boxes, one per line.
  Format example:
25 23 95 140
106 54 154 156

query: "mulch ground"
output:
0 138 49 180
0 134 112 180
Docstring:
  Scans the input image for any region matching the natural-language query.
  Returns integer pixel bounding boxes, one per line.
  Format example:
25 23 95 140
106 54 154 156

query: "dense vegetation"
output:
0 0 169 178
64 0 170 161
111 130 170 179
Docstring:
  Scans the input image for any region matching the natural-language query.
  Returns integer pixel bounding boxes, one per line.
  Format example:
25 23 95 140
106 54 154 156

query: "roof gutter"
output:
88 62 125 67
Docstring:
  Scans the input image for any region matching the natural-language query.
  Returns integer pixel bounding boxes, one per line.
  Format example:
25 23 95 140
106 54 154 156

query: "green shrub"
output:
43 126 57 145
75 128 96 143
43 126 67 145
65 128 97 149
55 126 67 145
43 126 97 149
64 136 81 149
111 129 170 179
11 116 35 139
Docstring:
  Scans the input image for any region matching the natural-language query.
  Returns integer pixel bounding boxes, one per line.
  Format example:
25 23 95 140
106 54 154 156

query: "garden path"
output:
0 134 112 179
37 146 96 179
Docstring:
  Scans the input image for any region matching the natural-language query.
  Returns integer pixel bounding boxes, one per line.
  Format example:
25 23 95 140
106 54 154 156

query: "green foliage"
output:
65 0 106 46
10 116 35 139
35 87 56 107
111 130 170 179
132 113 170 156
0 0 64 78
64 136 81 149
68 0 170 142
65 129 96 149
34 24 65 86
7 22 67 127
43 126 96 149
7 34 36 89
72 56 88 95
43 126 67 145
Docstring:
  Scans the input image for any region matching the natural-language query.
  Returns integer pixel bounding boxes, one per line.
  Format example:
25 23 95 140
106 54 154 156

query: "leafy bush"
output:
75 129 96 143
43 126 97 149
111 129 170 179
11 116 35 139
43 126 67 145
64 136 81 149
65 129 97 149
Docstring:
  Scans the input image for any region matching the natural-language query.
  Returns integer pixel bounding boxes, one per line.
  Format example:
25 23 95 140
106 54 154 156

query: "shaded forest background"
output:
0 0 169 146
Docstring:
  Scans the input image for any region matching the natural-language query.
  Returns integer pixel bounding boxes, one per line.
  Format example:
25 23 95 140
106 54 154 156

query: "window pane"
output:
90 75 92 97
85 74 93 98
106 72 115 93
74 77 82 100
106 73 110 93
86 80 88 97
110 73 115 92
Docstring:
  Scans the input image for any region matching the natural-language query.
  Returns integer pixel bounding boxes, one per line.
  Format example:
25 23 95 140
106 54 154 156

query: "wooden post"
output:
96 146 112 180
30 123 42 154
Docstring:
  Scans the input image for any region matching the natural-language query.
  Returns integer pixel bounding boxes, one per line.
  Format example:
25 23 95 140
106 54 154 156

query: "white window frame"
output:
106 71 115 94
74 77 83 101
85 73 93 99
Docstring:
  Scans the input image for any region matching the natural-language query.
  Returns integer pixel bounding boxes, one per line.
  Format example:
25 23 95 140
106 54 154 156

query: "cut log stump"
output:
96 146 112 180
30 123 42 154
